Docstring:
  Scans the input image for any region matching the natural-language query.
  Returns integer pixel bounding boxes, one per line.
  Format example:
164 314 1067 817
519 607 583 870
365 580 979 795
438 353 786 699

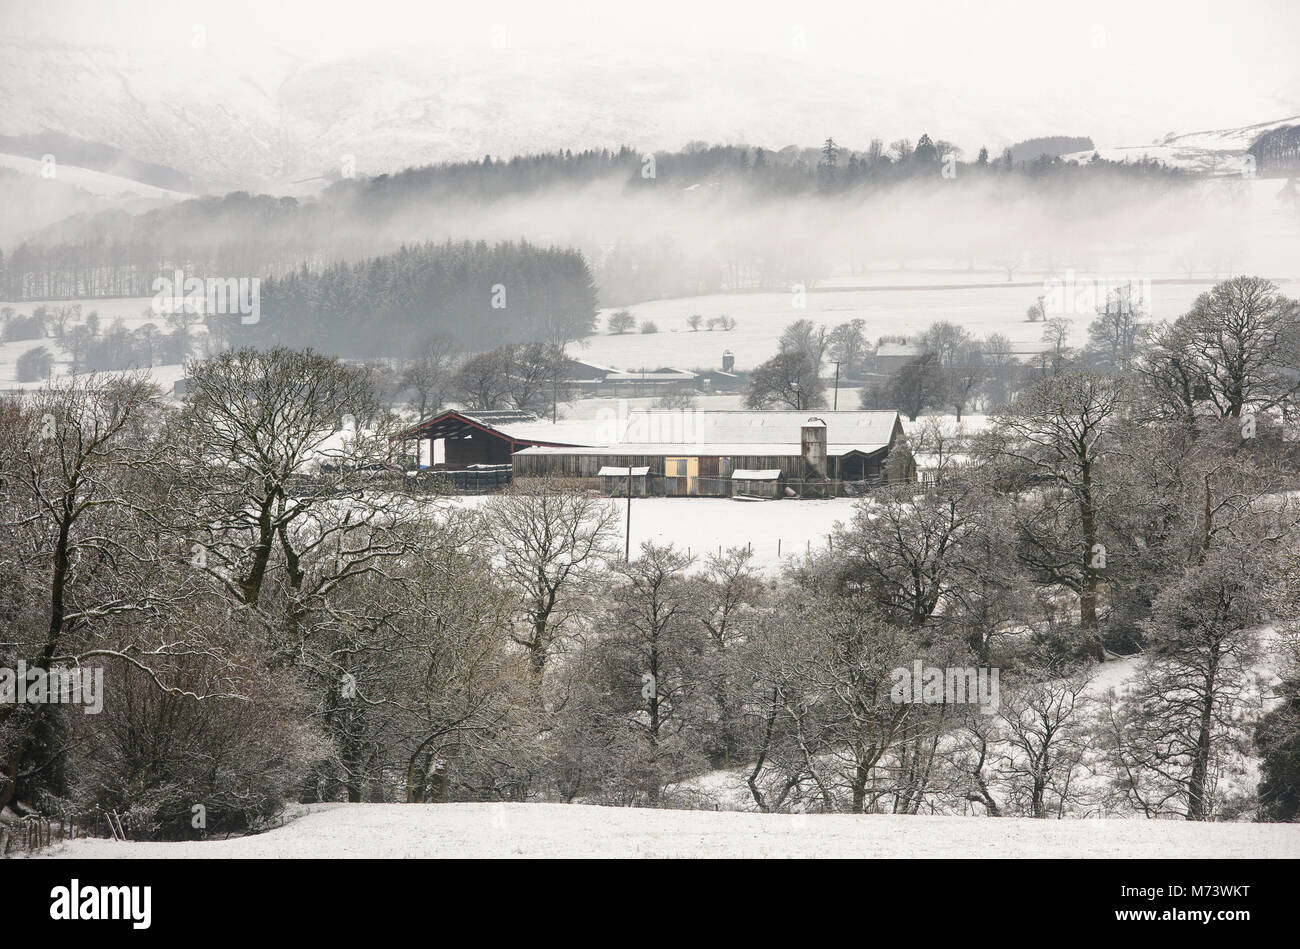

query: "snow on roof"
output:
515 442 884 457
597 465 650 477
604 370 698 382
617 410 898 447
877 342 926 357
732 469 781 480
485 418 621 445
408 409 900 455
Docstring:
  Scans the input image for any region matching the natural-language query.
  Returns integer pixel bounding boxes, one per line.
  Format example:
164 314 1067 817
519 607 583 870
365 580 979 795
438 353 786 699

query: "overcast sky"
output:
4 0 1298 146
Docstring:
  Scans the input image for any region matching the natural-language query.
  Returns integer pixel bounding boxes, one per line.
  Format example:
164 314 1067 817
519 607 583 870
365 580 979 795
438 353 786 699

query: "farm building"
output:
513 410 906 497
396 409 589 471
395 408 905 497
598 465 650 497
731 469 782 499
596 367 698 397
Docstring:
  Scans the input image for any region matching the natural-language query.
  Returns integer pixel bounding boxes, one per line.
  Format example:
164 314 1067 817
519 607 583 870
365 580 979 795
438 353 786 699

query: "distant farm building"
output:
566 355 745 395
874 342 927 373
513 410 905 497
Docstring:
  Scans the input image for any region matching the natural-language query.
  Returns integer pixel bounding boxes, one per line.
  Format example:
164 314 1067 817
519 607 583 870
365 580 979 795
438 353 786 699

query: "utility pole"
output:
625 465 632 561
832 360 841 410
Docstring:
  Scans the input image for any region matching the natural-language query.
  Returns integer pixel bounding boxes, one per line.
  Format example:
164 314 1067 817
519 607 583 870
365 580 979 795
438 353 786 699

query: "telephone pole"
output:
625 465 632 561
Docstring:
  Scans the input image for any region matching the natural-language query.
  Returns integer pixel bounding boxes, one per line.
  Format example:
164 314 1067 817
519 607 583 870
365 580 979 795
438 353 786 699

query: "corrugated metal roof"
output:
603 371 698 382
617 410 898 446
514 442 885 457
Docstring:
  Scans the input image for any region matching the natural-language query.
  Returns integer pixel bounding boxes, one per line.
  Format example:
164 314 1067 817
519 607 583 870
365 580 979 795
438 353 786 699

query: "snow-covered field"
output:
38 802 1300 859
453 495 856 572
583 276 1300 372
0 296 190 393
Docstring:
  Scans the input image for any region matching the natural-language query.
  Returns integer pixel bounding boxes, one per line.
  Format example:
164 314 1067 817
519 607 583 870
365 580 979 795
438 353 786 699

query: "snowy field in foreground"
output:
40 803 1300 859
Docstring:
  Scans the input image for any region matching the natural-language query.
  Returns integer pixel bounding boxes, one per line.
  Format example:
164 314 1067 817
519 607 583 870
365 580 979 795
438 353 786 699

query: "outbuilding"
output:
597 465 650 497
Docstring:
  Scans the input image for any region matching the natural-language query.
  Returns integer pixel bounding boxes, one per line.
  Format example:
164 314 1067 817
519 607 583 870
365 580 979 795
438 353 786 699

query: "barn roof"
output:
617 410 899 448
514 443 887 458
396 409 590 447
401 409 901 456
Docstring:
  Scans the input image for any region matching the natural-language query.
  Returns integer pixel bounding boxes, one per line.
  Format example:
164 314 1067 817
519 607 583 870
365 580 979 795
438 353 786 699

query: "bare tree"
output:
994 659 1094 817
1103 549 1270 820
0 375 233 810
745 350 826 410
402 333 458 417
1140 276 1300 420
981 372 1134 650
481 481 618 683
171 348 407 616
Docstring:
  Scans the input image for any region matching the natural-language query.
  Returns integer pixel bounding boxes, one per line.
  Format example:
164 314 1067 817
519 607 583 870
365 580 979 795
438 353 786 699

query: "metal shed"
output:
597 465 650 497
731 468 782 499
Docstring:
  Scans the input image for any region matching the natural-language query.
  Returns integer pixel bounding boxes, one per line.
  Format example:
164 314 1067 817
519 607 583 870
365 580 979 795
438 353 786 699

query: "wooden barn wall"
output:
512 453 815 480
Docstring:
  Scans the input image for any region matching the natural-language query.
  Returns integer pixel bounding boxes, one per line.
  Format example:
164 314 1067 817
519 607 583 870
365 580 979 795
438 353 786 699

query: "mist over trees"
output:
0 136 1204 318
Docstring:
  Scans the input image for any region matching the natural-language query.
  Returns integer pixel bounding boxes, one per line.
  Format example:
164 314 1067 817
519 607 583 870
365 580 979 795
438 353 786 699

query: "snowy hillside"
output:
7 38 1272 194
0 153 191 203
39 803 1300 858
1061 115 1300 175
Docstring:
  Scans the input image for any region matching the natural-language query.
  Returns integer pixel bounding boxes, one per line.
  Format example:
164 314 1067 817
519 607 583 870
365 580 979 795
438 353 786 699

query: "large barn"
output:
513 410 905 497
397 408 905 497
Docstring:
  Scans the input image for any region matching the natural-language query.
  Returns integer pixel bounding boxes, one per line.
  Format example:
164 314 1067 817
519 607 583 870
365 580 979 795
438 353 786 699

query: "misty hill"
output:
0 38 1193 194
1 143 1190 308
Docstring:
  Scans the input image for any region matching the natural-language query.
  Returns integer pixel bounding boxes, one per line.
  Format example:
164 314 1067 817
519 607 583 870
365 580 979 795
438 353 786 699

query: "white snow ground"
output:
39 803 1300 859
451 495 855 573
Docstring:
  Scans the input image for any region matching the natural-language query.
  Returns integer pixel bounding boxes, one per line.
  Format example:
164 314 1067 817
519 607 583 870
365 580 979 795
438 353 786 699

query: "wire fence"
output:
631 475 879 499
675 533 840 562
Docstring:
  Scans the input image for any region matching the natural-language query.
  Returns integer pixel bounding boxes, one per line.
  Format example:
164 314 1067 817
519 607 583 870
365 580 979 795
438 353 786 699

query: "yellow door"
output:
665 457 700 496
